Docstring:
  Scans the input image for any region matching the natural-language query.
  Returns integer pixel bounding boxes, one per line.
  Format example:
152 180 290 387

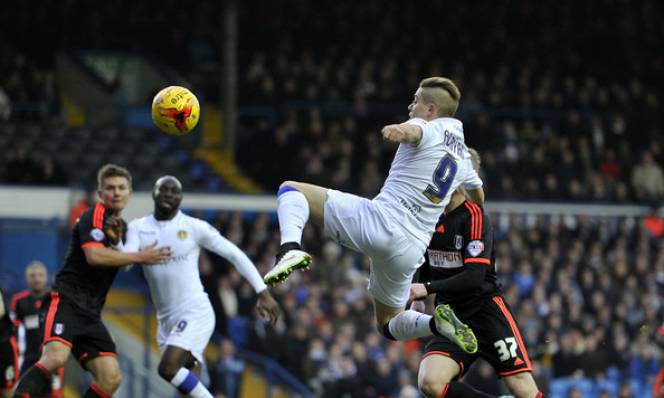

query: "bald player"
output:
123 176 280 398
263 77 485 353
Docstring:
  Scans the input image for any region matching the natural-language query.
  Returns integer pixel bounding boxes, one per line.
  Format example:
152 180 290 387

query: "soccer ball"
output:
151 86 200 135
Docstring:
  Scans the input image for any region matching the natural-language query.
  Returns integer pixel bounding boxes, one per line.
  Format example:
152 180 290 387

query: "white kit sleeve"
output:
196 220 267 294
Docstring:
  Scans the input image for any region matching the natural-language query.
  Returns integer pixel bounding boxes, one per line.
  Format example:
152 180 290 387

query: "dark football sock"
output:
12 363 52 397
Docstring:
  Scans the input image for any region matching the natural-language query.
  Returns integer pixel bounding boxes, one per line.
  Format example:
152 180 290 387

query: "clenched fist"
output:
103 215 125 246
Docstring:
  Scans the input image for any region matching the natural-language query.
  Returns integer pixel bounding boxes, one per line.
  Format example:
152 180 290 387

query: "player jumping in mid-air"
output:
12 164 170 398
11 262 63 397
411 150 544 398
263 77 484 352
122 176 280 398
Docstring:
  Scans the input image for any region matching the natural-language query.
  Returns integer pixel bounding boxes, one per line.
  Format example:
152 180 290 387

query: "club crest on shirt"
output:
454 235 463 250
90 228 105 242
177 230 188 240
54 323 64 335
466 240 484 257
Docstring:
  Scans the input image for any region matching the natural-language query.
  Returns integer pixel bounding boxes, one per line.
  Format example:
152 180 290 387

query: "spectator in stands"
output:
631 151 664 202
210 339 244 398
3 147 40 184
35 156 67 186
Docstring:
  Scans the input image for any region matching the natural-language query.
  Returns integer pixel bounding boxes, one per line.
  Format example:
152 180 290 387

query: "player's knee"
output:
41 347 69 369
505 373 539 398
157 359 180 381
418 376 446 398
279 180 298 192
96 368 121 392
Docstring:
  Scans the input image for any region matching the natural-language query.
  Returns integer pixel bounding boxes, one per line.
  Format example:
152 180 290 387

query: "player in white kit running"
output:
123 176 280 398
263 77 485 353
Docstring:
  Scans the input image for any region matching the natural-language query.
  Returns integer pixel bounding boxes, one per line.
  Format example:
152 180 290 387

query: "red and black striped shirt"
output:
53 203 121 315
418 200 500 316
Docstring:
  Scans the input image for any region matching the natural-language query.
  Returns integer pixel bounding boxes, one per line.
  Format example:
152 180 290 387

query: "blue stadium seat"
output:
227 317 250 349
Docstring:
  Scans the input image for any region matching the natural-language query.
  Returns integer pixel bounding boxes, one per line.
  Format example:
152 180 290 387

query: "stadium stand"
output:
1 0 663 397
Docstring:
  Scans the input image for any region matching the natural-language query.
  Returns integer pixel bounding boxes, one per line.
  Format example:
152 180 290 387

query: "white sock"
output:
388 310 434 340
170 368 213 398
277 189 310 245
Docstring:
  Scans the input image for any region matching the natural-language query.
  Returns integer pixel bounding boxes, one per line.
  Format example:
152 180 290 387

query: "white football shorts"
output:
324 189 426 308
156 297 215 363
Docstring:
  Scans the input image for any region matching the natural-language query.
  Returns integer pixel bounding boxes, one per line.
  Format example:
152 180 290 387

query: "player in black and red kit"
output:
411 150 544 398
0 289 19 397
12 164 170 398
10 262 62 397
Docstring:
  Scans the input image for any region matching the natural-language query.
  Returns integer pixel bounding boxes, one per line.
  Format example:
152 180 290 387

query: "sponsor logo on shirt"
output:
428 249 463 268
399 198 421 216
90 228 105 242
466 240 484 257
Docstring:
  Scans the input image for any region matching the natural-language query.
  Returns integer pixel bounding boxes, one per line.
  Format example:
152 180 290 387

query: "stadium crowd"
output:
1 0 664 397
199 208 664 397
1 0 664 203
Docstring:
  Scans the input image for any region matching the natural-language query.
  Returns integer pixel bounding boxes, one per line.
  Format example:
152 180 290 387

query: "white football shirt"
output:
123 211 267 318
373 117 482 246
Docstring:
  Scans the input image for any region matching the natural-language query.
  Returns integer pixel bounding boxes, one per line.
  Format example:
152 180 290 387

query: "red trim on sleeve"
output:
10 290 29 313
465 202 483 240
464 258 491 265
81 242 104 249
92 203 106 229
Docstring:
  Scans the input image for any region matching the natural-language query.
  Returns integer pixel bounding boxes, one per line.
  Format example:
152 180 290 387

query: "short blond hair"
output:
419 77 461 117
97 164 132 190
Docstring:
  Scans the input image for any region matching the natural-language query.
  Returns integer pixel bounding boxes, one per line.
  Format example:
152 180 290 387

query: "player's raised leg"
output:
503 372 543 398
13 341 70 397
158 346 212 398
264 181 328 286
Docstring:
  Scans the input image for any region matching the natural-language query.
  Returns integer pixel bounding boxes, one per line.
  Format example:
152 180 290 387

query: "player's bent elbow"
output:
468 188 485 204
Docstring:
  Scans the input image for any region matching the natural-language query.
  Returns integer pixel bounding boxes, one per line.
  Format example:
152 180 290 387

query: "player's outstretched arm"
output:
381 123 423 146
84 242 170 267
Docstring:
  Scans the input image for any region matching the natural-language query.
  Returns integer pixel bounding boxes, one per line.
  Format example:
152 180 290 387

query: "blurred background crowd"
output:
1 0 663 202
1 0 663 397
196 208 664 397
